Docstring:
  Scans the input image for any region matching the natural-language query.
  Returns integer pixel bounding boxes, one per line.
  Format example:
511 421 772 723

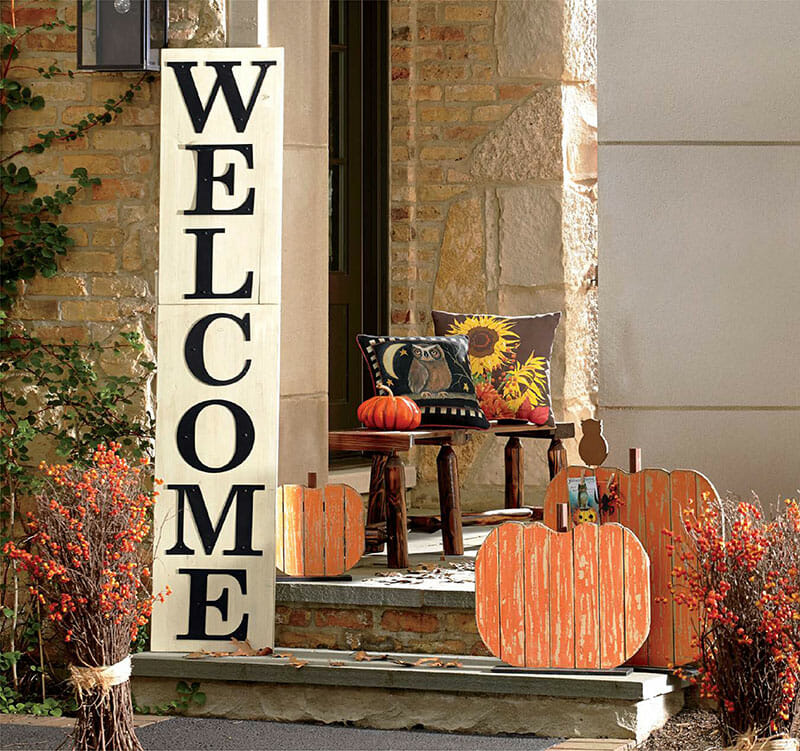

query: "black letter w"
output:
167 61 276 133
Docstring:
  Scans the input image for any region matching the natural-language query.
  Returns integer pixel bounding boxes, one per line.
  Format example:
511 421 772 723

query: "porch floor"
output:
276 525 492 610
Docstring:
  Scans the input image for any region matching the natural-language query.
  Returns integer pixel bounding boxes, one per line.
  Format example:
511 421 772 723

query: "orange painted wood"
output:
303 487 325 576
343 485 365 571
476 522 650 670
499 523 525 666
645 470 672 668
323 484 345 575
276 484 365 577
524 524 550 667
543 466 718 668
275 486 285 573
475 527 500 658
599 523 625 669
281 485 304 576
573 524 600 669
549 526 575 668
624 521 651 663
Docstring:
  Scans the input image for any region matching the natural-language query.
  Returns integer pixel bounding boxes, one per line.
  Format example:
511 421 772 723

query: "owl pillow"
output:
432 311 561 426
356 335 490 429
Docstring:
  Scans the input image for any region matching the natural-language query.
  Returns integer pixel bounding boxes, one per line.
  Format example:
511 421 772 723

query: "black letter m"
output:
165 484 265 556
167 60 276 133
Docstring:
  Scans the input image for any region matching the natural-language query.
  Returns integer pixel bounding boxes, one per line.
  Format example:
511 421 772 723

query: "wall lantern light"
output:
77 0 167 71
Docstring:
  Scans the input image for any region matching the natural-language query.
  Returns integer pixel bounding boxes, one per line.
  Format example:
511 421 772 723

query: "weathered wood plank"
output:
302 487 325 576
323 485 345 577
498 523 525 667
645 470 672 668
550 527 575 669
599 523 625 669
475 529 501 658
343 485 365 571
282 485 305 577
524 524 550 668
670 469 697 666
623 526 651 660
573 523 600 669
275 486 285 572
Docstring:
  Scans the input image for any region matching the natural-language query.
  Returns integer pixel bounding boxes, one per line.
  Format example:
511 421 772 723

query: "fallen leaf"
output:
230 637 257 656
288 656 308 669
444 661 463 668
390 658 414 667
352 651 390 662
329 660 344 667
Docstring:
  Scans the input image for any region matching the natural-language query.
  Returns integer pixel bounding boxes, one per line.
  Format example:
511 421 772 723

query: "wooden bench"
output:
329 422 575 568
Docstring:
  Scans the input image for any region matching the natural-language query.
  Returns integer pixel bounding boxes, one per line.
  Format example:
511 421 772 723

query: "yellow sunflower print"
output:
501 351 548 409
446 315 520 375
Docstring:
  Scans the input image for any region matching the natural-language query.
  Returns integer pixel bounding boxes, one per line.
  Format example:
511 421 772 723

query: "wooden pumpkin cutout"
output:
475 522 650 670
543 466 718 668
276 484 365 577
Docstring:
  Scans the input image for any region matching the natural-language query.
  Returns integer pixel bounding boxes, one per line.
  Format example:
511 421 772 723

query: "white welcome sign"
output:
152 48 284 651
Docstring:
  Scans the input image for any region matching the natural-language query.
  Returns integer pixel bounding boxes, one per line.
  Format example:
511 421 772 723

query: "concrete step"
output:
551 740 635 750
133 648 686 742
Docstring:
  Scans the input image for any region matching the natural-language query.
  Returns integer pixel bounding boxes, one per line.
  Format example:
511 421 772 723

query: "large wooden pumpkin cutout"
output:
475 522 650 670
276 484 365 577
543 466 718 668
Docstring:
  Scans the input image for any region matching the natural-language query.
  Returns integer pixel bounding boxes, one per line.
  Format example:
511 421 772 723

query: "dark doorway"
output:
328 0 389 433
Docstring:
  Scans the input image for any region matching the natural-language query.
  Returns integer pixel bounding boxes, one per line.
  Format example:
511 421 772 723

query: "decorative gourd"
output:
357 383 421 430
543 466 719 668
475 522 651 670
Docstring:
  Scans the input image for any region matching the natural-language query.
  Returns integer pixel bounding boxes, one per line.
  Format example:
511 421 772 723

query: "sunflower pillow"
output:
432 311 561 426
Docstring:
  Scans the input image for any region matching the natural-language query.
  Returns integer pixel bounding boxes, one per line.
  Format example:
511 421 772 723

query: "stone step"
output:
551 740 635 750
133 648 686 742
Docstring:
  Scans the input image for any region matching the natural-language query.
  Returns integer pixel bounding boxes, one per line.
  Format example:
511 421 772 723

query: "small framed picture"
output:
568 474 599 524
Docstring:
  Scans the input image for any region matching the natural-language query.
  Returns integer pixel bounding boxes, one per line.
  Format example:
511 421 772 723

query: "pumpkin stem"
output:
376 382 395 397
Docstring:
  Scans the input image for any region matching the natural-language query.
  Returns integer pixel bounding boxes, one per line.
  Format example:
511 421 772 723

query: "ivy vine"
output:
0 12 153 307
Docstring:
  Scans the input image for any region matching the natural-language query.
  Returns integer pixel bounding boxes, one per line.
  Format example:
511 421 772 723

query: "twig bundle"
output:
4 443 167 751
667 493 800 745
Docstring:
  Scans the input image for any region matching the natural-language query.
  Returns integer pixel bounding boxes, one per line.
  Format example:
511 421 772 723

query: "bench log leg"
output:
504 436 524 509
436 444 464 556
548 437 567 480
365 453 388 553
385 452 409 569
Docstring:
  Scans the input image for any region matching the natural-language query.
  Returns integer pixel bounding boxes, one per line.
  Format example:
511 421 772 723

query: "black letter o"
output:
176 400 254 473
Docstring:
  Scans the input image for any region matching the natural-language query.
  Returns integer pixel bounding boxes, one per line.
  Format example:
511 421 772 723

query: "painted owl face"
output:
412 344 444 361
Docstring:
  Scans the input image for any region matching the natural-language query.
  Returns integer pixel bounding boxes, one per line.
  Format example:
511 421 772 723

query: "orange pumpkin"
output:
357 383 421 430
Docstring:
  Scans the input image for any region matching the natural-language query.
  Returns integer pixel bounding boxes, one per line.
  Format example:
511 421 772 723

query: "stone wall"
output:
389 0 598 512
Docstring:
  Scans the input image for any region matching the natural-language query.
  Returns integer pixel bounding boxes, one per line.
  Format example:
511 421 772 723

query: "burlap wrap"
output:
68 655 131 697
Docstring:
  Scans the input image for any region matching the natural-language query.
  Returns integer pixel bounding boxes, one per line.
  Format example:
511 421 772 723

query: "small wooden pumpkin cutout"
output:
276 484 365 577
475 522 650 670
357 383 421 431
578 418 608 467
543 466 718 668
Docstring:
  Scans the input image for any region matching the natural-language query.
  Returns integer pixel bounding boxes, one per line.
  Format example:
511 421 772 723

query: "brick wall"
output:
3 0 223 371
276 602 490 656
